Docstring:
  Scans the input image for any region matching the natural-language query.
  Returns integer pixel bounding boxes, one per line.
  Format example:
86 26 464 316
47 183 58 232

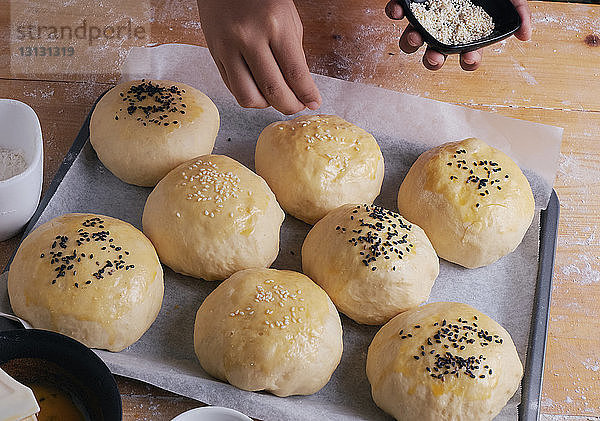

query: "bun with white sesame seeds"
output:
193 268 343 397
366 302 523 421
142 154 285 281
8 213 164 352
302 204 439 325
255 115 385 224
90 79 220 187
397 138 534 269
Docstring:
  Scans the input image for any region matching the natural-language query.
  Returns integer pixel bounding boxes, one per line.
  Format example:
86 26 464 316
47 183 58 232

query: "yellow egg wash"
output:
395 313 503 400
178 158 242 217
279 115 380 182
176 157 271 237
224 271 328 374
30 383 86 421
425 139 514 224
26 215 142 322
331 204 415 273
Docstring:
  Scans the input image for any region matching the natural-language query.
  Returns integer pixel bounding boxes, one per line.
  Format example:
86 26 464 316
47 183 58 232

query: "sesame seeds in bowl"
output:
398 0 521 55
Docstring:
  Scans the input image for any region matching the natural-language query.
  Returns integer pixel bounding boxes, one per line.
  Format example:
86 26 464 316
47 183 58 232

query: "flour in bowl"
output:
0 147 28 181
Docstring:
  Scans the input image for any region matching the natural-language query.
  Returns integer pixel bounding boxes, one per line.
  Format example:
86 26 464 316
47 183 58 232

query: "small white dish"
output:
171 406 252 421
0 99 43 241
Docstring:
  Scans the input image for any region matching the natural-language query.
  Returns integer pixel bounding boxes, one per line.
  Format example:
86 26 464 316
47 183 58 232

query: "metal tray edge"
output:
519 190 560 421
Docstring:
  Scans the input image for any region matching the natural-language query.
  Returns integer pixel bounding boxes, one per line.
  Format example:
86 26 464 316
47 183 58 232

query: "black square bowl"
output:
398 0 521 55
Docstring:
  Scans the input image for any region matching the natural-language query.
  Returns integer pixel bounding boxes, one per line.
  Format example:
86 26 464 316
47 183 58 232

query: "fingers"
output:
399 24 423 54
221 53 270 109
400 26 447 71
243 46 306 115
460 49 483 71
385 0 404 20
214 58 231 92
271 34 322 111
511 0 532 41
422 47 447 71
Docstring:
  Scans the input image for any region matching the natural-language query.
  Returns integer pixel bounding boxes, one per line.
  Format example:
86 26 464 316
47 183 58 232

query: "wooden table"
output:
1 0 598 419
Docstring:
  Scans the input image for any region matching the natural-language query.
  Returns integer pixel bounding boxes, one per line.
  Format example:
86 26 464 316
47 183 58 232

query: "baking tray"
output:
3 99 559 421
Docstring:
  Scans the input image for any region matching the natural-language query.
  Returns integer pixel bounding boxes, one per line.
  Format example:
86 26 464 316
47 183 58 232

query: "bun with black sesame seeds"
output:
142 154 285 281
366 302 523 421
8 213 164 352
90 79 220 187
255 115 385 224
302 204 439 325
193 268 343 397
397 138 534 268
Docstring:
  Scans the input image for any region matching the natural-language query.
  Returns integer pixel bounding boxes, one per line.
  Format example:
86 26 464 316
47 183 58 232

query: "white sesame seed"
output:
411 0 494 45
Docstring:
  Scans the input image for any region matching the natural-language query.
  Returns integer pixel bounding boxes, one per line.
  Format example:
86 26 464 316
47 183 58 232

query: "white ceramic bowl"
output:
171 406 252 421
0 99 43 241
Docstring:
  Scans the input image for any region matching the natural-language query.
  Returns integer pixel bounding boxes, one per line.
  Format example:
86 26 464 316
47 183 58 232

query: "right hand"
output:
197 0 322 115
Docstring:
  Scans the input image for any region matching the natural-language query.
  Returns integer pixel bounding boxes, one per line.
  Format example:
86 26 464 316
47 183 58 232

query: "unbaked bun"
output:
142 154 285 281
302 204 439 325
8 213 164 352
397 138 534 268
90 79 219 187
194 268 343 397
255 115 384 224
366 302 523 421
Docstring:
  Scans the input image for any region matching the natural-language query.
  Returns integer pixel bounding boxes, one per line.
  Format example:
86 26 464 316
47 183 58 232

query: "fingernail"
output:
306 101 320 110
426 56 439 66
463 57 476 65
408 33 419 47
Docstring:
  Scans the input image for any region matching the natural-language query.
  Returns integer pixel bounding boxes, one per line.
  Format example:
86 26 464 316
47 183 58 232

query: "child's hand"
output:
384 0 532 71
197 0 322 115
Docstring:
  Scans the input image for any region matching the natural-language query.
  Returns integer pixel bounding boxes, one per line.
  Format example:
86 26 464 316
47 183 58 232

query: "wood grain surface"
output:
1 0 599 419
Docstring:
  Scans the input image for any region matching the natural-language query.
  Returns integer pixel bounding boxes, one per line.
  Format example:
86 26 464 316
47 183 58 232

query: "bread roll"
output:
90 79 219 187
142 154 285 281
8 213 164 352
366 302 523 421
302 204 439 325
255 115 384 224
194 268 343 397
397 138 534 268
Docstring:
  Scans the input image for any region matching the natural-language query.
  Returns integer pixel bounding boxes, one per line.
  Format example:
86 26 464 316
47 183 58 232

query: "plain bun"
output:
255 115 384 224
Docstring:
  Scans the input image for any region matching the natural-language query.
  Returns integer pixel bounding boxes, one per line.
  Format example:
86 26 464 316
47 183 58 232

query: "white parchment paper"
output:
1 44 563 420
